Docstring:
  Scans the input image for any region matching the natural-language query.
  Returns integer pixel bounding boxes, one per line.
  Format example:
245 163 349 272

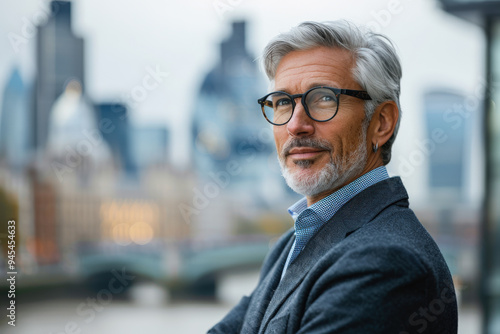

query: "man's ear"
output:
368 101 399 148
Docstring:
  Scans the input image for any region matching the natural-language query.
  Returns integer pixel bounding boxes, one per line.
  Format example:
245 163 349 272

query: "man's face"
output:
273 46 371 203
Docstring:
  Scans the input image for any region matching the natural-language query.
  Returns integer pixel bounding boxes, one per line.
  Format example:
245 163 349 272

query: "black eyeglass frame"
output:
257 86 372 126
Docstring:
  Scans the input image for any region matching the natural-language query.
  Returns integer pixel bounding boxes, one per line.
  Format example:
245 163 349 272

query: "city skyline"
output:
0 0 485 181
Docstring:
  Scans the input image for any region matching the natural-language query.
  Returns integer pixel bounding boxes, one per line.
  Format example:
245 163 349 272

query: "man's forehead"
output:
273 47 356 92
277 46 353 68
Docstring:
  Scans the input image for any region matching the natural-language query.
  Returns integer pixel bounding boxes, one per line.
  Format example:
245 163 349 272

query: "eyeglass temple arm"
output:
258 100 274 108
339 89 372 100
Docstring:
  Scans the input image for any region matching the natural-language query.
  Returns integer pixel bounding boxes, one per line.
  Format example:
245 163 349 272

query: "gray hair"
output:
262 20 402 165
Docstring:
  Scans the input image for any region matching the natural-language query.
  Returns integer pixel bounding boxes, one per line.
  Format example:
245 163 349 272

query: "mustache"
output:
282 137 332 157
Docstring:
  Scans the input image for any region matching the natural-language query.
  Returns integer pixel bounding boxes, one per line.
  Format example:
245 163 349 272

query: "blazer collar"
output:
259 177 409 333
241 229 295 334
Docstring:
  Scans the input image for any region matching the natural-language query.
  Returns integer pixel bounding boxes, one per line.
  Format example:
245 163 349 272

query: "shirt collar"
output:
287 166 389 225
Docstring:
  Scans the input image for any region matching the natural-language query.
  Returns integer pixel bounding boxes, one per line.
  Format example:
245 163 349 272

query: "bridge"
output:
76 237 272 296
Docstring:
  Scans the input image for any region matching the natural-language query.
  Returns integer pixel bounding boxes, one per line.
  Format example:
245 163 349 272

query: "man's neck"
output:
306 163 385 206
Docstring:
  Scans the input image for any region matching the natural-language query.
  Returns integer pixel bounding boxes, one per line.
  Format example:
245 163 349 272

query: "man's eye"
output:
276 99 292 107
311 93 335 102
319 95 334 101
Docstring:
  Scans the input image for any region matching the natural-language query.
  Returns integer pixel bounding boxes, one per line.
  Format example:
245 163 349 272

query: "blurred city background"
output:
0 0 498 333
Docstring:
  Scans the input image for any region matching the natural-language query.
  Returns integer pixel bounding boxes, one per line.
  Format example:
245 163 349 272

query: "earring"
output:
373 142 379 153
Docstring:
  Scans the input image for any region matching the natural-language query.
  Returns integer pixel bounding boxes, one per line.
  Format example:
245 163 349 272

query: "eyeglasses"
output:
257 86 372 126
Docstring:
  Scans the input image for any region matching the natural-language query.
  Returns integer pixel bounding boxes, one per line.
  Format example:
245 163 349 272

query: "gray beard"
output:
278 131 368 198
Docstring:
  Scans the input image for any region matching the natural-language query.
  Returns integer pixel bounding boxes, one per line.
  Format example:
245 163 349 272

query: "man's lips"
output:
286 147 328 159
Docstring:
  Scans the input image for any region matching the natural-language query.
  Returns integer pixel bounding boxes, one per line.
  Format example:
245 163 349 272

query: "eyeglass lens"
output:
262 87 339 125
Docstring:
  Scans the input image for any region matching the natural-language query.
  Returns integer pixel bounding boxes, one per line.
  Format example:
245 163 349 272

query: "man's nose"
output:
286 100 315 137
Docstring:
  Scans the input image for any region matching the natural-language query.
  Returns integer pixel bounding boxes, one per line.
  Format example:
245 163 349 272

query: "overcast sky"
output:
0 0 486 200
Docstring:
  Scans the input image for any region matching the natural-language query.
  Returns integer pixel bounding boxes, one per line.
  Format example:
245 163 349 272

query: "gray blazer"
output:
209 177 458 334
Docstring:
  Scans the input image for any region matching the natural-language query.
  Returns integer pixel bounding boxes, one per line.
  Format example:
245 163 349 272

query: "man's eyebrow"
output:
272 87 290 93
272 82 341 94
308 82 340 89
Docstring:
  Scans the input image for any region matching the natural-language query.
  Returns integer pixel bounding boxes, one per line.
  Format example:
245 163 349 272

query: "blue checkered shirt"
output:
281 166 389 279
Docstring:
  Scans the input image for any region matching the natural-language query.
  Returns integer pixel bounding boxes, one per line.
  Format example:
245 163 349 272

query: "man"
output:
209 20 457 334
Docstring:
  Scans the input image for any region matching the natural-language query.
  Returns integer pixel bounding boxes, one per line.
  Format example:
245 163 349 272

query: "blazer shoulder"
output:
336 238 429 278
339 207 448 278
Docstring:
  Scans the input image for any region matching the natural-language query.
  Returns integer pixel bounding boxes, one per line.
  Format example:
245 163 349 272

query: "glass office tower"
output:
439 1 500 332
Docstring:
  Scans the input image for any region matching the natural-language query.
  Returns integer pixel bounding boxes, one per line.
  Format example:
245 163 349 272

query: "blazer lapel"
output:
259 177 409 333
241 230 295 334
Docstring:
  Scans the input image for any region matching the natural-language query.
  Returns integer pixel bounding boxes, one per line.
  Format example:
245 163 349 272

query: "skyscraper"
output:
130 125 169 170
424 90 468 198
192 21 275 183
33 1 84 151
189 21 289 237
94 103 137 177
0 67 30 170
